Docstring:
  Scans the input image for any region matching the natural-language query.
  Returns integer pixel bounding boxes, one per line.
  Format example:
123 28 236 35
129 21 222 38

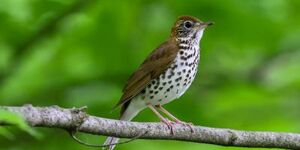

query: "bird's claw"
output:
161 118 175 134
161 118 195 134
173 120 195 133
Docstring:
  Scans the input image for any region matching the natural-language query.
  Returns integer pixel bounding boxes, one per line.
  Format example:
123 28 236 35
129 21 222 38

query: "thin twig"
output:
70 130 148 148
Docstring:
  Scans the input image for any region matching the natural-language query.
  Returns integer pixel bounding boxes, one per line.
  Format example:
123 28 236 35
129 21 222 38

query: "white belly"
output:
136 45 200 106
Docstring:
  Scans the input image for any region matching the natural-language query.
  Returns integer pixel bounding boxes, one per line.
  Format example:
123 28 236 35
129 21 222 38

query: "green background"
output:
0 0 300 149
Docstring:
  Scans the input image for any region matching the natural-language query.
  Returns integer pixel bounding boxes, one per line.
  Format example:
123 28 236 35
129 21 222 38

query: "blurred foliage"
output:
0 109 40 140
0 0 300 149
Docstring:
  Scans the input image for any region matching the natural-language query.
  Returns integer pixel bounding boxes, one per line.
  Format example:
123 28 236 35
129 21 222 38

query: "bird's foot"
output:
173 120 195 133
161 118 175 134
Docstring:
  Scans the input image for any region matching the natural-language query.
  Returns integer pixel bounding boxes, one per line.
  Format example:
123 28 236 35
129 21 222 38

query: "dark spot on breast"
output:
177 72 181 75
179 51 184 55
172 64 178 69
180 56 187 61
175 77 182 82
154 91 158 94
168 80 172 84
167 71 174 79
141 89 146 94
182 40 188 44
179 45 188 49
154 86 158 89
156 81 160 85
150 96 154 99
149 90 153 94
162 73 166 79
159 87 163 90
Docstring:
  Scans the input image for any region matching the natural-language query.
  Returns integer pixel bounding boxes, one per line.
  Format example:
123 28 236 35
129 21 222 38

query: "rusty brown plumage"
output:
116 38 179 115
115 15 204 116
104 15 212 150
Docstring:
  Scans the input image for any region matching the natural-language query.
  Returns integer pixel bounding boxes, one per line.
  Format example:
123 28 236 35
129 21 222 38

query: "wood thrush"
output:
104 15 213 149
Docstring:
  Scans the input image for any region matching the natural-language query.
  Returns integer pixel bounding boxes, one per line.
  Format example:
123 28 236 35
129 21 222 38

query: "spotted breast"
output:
139 34 201 106
103 16 213 150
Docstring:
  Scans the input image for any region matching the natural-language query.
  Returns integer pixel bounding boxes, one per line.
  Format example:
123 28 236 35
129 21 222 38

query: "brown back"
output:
116 38 179 115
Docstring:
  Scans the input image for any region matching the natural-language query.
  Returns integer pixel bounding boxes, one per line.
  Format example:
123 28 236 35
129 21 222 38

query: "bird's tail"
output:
103 103 140 150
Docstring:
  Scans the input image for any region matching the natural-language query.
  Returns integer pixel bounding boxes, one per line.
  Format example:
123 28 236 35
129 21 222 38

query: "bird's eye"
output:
184 21 193 28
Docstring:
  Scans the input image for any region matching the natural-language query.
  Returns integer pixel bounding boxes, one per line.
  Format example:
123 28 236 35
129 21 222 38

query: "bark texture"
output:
1 105 300 149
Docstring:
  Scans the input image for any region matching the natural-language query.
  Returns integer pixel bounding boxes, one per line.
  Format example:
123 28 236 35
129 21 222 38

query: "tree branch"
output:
1 105 300 149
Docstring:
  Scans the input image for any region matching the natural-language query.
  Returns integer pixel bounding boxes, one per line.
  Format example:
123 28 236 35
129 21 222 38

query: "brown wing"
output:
115 38 179 110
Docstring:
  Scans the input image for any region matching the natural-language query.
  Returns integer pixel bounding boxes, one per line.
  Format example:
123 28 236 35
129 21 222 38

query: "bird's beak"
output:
202 21 214 27
200 21 215 28
195 21 214 29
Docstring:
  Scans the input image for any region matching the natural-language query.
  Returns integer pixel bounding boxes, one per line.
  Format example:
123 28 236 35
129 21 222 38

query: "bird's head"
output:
171 16 213 42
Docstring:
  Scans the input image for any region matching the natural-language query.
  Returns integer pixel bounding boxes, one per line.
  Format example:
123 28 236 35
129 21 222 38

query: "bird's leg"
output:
155 104 194 133
147 104 175 134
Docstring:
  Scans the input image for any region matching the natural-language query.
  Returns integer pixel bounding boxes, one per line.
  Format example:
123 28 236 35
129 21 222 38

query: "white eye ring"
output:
184 21 193 28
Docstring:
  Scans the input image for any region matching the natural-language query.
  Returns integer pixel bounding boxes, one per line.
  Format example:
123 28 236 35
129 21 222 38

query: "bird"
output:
103 15 213 150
